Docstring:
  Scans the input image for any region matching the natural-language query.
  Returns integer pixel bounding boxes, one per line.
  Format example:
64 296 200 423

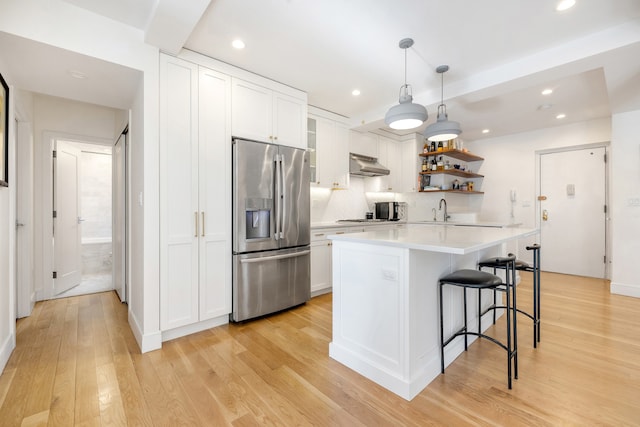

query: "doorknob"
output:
16 221 25 228
542 209 548 221
77 217 86 224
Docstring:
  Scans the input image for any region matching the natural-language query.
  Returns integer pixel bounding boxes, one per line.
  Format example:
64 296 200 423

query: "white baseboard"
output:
610 281 640 298
128 310 162 353
161 315 229 342
0 332 16 375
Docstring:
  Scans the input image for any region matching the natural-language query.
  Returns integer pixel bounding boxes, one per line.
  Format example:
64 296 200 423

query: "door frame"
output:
535 141 611 279
35 131 112 301
113 126 128 302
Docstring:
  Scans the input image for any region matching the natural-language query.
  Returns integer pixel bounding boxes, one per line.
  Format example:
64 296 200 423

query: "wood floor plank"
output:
0 275 639 426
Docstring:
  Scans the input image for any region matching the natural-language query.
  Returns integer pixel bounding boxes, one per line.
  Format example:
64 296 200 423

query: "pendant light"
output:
424 65 462 142
384 38 428 130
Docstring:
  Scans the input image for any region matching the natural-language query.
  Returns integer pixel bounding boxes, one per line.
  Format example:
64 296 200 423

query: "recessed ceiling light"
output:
556 113 566 119
482 129 490 134
231 39 245 49
68 69 87 79
541 88 553 95
556 0 576 12
352 89 361 96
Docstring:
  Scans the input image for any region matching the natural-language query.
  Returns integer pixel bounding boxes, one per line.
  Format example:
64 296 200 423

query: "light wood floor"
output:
1 272 638 426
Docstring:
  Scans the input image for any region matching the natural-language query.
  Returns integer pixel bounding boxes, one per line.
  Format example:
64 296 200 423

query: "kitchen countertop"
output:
311 220 521 230
311 220 406 229
328 223 537 254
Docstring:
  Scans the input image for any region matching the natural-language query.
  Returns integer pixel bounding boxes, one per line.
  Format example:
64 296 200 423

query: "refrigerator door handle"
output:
274 155 281 240
239 250 310 264
279 154 286 239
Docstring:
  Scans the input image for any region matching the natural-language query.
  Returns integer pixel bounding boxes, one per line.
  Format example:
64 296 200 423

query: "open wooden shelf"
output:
418 189 484 194
419 149 484 162
420 170 483 178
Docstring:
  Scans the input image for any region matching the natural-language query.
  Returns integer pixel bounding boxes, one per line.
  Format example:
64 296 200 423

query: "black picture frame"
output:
0 72 8 187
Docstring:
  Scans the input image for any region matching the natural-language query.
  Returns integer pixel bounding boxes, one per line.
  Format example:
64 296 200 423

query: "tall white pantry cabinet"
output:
159 54 232 333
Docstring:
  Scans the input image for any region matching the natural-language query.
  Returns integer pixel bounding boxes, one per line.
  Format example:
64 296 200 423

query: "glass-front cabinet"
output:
307 117 317 184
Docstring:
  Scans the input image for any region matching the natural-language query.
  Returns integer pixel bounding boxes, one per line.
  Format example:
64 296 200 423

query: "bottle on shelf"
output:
422 158 428 172
437 156 444 171
437 141 443 152
423 142 429 154
431 158 437 171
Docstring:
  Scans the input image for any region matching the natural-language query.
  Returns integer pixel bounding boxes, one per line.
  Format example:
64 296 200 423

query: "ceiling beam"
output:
145 0 211 55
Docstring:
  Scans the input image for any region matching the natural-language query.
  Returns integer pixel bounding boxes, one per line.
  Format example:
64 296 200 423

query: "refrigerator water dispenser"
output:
246 209 270 239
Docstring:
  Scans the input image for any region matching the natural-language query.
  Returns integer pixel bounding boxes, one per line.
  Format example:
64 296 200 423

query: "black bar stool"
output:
439 254 518 389
478 244 541 347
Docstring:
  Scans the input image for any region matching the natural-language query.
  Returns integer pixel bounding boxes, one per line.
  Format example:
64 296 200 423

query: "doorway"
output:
538 144 609 278
54 139 114 298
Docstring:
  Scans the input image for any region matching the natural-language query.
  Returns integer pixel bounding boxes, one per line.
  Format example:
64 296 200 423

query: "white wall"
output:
610 110 640 297
466 118 611 228
464 117 640 293
0 60 16 373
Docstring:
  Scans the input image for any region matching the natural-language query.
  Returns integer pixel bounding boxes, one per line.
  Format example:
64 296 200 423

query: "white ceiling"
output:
4 0 640 141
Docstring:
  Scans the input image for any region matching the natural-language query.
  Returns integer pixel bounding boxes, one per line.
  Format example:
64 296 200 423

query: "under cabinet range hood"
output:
349 153 390 177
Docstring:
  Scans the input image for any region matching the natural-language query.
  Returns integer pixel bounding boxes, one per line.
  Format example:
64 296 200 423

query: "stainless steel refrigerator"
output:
231 138 310 322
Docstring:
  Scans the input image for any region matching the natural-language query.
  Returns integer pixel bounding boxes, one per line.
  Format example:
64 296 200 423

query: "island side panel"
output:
329 241 410 395
329 238 508 401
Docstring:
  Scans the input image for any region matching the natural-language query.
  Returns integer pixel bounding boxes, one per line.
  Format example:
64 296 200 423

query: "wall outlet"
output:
382 269 397 281
628 197 640 207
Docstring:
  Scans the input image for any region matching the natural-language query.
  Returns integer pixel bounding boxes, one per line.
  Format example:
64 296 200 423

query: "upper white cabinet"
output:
309 110 350 189
400 136 421 192
159 54 231 332
349 130 378 158
365 134 421 193
232 77 307 149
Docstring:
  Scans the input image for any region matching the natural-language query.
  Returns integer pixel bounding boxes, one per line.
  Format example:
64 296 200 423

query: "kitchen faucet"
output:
439 198 450 222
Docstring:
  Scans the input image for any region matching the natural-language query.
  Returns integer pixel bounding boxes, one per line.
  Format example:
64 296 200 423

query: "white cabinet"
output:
310 113 350 189
159 55 231 331
365 135 402 193
366 135 421 193
379 136 403 192
349 130 378 158
231 77 307 149
310 226 367 296
400 137 421 192
310 229 342 296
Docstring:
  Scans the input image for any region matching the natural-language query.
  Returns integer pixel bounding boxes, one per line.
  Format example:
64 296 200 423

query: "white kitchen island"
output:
328 224 538 400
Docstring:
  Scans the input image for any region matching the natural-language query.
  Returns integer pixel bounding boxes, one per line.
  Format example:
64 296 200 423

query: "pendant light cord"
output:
404 46 408 86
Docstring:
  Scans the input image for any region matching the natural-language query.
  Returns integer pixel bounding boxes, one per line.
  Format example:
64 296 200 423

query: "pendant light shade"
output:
385 38 427 130
424 65 462 142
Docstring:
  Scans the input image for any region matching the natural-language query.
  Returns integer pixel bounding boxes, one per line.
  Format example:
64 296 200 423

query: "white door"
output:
53 141 82 295
16 121 34 317
113 131 127 302
539 146 607 278
160 55 200 330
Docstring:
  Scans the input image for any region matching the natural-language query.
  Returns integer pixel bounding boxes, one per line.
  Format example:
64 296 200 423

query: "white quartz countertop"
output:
311 220 520 230
328 224 538 254
311 221 406 229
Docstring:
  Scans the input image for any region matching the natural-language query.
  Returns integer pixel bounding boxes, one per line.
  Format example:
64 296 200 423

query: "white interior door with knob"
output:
539 146 607 278
53 140 82 295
